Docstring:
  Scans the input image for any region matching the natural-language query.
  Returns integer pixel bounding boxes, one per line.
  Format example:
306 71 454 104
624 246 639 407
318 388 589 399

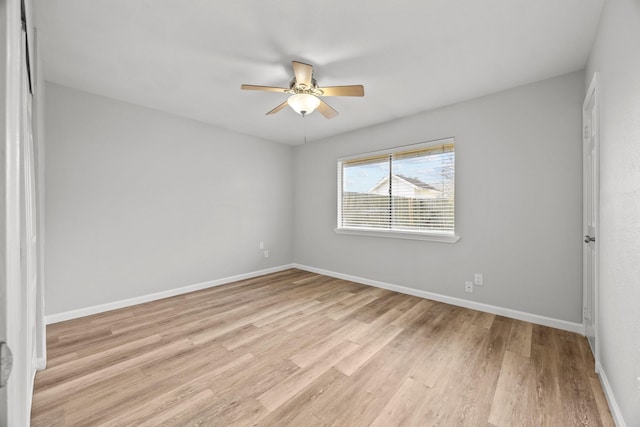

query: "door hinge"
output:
0 341 13 388
583 307 591 320
584 126 590 139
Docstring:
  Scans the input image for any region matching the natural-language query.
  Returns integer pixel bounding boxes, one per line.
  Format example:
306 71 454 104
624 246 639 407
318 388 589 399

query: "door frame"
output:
582 72 600 369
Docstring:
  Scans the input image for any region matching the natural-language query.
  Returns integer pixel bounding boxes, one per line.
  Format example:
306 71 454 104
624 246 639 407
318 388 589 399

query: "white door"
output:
0 0 7 419
583 74 599 363
21 26 40 422
0 1 23 425
1 1 42 425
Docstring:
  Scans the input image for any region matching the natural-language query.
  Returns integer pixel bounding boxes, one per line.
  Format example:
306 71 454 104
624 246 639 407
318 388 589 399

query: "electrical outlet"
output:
259 241 264 249
474 273 483 285
465 281 473 293
263 250 269 258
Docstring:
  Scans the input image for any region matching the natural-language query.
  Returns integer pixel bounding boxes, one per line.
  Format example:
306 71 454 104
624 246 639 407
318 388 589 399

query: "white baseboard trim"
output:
596 361 627 427
36 355 47 371
45 264 295 324
293 263 584 334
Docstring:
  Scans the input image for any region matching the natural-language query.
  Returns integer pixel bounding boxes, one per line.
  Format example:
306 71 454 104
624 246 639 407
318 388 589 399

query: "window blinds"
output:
338 140 455 235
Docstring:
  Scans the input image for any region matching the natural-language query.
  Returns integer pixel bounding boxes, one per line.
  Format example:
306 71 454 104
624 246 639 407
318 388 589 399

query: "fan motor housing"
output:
288 78 324 96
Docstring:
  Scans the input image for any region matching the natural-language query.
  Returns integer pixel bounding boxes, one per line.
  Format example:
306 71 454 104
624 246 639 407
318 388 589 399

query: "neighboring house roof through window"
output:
369 174 441 197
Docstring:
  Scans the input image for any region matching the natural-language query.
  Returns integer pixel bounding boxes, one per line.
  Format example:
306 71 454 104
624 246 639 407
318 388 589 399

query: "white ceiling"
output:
35 0 604 145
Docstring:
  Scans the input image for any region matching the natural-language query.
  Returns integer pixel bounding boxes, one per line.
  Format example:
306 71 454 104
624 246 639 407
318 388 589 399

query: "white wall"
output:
45 83 293 316
586 0 640 425
294 72 584 324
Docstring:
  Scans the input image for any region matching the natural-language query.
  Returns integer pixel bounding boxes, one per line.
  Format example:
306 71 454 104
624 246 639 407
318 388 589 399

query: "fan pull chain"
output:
303 114 307 144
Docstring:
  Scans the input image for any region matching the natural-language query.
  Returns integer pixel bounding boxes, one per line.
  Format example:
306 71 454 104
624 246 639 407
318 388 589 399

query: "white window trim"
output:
335 227 460 243
336 137 459 243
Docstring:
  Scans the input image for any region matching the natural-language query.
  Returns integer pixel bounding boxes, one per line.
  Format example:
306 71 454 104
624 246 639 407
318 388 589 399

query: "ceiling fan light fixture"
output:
287 93 320 116
241 61 361 119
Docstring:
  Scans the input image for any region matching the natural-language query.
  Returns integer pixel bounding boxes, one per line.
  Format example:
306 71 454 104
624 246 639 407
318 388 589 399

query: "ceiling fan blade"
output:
317 85 365 97
292 61 313 87
317 99 339 119
266 100 289 115
241 84 288 93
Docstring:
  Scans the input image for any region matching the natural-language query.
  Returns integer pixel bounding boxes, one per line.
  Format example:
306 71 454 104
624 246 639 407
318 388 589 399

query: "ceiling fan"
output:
241 61 364 119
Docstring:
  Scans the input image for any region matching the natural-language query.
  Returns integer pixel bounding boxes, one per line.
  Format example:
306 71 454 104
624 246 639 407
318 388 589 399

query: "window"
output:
337 138 458 242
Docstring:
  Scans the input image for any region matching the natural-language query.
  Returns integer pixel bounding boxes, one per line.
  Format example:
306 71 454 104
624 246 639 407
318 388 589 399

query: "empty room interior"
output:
2 0 639 426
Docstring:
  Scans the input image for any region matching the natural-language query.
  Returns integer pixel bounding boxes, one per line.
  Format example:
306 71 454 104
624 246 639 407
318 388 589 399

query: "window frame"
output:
336 137 460 243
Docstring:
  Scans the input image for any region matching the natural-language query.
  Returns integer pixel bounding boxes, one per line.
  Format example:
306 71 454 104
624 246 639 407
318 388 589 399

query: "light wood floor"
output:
32 269 614 426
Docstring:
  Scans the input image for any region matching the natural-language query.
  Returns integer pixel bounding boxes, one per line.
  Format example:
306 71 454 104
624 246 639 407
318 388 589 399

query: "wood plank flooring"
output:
31 269 614 426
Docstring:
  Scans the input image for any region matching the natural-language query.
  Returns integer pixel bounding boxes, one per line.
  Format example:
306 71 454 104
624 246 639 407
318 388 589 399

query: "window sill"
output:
335 227 460 243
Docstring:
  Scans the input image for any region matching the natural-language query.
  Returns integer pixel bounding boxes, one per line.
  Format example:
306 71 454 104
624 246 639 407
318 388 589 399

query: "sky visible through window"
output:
343 152 454 193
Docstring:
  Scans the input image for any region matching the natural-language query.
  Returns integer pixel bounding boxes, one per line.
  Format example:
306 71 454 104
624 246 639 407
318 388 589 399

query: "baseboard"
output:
45 264 295 324
596 362 627 427
36 355 46 371
48 263 585 333
293 263 584 334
